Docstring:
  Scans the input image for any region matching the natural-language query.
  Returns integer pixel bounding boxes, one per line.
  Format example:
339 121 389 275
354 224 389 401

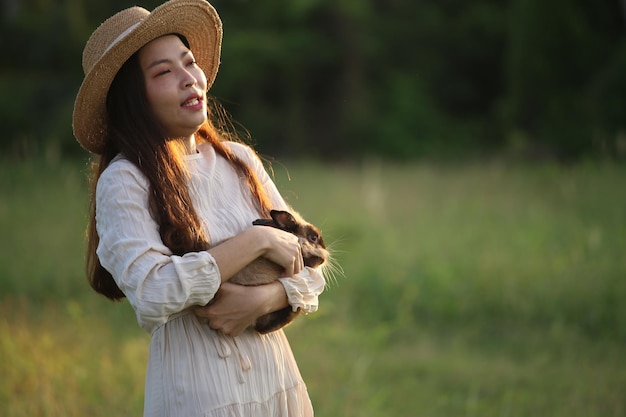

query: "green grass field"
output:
1 157 625 416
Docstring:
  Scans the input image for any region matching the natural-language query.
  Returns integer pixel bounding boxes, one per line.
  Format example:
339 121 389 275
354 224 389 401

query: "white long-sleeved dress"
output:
95 141 325 417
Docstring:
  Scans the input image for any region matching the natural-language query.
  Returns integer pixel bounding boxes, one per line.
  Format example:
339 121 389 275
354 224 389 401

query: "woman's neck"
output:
180 135 197 154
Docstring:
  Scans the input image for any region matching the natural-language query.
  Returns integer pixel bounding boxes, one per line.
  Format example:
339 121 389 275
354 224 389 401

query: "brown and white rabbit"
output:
230 210 328 333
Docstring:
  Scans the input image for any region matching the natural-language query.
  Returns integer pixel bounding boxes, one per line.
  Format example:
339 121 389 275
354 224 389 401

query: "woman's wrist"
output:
260 281 289 314
208 227 267 283
251 226 271 255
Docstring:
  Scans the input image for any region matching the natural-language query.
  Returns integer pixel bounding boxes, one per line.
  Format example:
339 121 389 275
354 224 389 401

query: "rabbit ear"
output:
252 217 275 227
270 210 298 232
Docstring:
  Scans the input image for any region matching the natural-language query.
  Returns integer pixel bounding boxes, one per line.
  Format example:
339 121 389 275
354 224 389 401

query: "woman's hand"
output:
255 226 304 277
194 281 289 337
207 225 303 283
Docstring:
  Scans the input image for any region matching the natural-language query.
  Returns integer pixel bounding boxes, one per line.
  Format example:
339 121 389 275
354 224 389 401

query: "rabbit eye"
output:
308 234 318 244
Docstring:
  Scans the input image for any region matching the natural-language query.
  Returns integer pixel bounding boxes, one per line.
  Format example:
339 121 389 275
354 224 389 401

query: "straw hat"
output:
73 0 222 154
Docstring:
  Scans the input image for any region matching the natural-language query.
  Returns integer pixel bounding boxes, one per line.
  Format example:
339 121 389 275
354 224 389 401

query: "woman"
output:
72 1 325 416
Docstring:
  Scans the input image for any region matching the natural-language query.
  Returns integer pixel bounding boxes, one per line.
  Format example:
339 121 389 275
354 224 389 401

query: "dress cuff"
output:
278 267 325 314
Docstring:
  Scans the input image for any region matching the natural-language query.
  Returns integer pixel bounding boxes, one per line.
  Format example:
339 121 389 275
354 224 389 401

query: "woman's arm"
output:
208 225 303 282
195 281 288 336
96 160 221 332
197 144 327 336
233 143 327 312
96 159 303 333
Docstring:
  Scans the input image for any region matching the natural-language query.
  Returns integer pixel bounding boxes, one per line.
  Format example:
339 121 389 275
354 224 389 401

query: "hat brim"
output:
73 0 222 154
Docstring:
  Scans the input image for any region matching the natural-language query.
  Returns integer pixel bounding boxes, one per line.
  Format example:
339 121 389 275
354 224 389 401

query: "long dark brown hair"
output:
86 41 272 300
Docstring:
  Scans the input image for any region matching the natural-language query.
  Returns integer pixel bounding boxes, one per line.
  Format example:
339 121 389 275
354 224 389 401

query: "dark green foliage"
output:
1 0 625 160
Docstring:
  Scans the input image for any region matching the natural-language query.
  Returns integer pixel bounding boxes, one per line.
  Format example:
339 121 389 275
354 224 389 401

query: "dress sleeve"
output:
95 160 221 333
278 268 325 314
229 143 326 314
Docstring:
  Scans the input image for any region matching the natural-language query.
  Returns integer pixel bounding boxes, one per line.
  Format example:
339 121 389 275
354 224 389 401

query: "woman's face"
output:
139 35 208 139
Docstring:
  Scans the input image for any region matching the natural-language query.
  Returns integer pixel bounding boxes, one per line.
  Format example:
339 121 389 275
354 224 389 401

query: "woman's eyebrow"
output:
147 50 192 70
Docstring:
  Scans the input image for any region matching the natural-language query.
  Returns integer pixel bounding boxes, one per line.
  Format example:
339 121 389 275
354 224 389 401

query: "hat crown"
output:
82 7 150 75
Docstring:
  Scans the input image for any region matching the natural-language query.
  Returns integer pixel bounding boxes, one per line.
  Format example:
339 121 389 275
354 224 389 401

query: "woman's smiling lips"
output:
181 93 203 109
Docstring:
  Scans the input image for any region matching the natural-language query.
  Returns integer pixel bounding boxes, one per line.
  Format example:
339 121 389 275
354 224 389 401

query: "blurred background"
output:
1 1 626 416
1 0 626 161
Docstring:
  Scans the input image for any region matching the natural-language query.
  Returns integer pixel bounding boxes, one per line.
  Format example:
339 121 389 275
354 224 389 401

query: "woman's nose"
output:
182 70 197 88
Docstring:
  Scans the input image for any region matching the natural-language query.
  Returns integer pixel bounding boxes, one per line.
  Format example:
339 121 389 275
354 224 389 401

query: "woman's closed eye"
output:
154 61 195 77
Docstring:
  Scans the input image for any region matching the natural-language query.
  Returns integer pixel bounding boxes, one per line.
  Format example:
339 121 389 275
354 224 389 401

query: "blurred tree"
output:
500 0 625 159
211 0 367 158
1 0 83 156
0 0 624 160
